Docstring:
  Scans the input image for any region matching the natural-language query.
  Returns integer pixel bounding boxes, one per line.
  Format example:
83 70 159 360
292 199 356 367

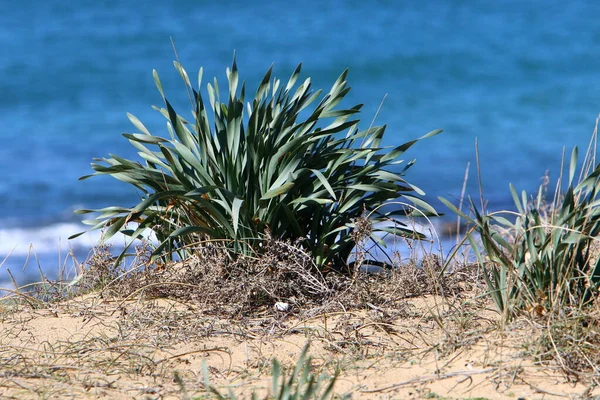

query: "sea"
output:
1 0 600 288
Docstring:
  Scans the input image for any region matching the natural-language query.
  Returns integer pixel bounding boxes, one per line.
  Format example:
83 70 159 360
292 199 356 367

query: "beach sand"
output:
0 290 596 399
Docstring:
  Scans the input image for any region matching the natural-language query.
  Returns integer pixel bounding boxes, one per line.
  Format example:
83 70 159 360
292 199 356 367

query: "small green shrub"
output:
72 57 440 270
442 146 600 319
188 344 344 399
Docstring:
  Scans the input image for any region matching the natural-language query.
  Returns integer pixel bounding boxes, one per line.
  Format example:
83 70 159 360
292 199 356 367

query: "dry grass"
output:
1 229 599 399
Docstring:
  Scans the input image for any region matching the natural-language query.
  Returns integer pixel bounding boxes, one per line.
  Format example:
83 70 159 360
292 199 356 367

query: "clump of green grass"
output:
191 343 346 400
71 56 440 271
442 125 600 321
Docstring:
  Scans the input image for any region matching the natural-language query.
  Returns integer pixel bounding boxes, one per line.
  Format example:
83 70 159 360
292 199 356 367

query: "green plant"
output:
193 343 345 400
72 57 440 270
441 145 600 319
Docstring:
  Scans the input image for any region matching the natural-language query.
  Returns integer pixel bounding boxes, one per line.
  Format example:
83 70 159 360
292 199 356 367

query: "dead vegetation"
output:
1 224 600 399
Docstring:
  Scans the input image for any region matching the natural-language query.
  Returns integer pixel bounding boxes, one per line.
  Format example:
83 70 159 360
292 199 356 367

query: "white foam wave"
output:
0 218 458 262
0 222 139 257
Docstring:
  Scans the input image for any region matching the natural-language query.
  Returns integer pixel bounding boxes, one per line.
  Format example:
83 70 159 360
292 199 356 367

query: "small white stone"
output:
274 302 290 311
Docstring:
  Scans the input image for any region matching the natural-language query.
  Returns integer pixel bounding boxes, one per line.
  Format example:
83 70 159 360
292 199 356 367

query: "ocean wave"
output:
0 217 463 259
0 222 131 257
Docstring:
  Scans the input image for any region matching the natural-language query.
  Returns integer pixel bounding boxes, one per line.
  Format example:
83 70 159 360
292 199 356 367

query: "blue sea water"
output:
1 1 599 286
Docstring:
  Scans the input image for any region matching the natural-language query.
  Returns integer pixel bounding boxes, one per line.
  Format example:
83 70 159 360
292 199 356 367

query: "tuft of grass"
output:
441 123 600 322
194 343 346 400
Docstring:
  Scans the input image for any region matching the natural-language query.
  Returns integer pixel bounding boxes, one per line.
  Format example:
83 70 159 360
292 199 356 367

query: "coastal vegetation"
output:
70 58 440 271
1 59 600 398
443 142 600 322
